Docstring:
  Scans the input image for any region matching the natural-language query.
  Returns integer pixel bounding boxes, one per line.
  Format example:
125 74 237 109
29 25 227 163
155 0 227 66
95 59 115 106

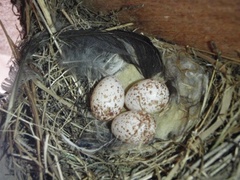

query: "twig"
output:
32 0 62 56
0 20 19 59
33 80 77 111
105 23 134 31
36 0 56 33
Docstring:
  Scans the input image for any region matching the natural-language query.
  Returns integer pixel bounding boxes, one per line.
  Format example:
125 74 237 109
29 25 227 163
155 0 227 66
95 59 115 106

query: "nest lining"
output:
0 0 240 180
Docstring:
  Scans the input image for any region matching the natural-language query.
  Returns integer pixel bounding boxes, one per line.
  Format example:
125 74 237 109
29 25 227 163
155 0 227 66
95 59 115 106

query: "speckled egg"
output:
125 79 169 113
111 111 156 144
90 76 124 121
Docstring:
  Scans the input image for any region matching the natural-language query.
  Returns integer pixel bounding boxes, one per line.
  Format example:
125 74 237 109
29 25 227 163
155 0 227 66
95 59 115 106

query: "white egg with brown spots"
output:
90 76 124 121
125 79 169 113
111 111 156 144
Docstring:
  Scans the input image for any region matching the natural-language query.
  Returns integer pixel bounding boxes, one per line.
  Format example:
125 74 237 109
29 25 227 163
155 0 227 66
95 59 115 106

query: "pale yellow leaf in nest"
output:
114 63 144 90
154 101 187 140
154 98 201 140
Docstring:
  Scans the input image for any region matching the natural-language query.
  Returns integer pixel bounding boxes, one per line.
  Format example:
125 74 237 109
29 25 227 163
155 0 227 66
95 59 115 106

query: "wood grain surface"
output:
84 0 240 58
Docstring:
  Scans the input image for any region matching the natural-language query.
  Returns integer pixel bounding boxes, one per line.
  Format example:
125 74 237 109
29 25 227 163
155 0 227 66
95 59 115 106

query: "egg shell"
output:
125 79 169 113
90 76 124 121
111 111 156 144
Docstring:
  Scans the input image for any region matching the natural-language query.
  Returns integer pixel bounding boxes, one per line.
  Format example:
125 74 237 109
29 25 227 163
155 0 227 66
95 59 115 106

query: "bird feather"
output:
4 29 163 131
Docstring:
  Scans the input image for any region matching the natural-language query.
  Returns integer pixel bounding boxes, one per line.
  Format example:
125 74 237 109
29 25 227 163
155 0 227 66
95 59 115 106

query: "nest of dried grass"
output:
1 0 240 179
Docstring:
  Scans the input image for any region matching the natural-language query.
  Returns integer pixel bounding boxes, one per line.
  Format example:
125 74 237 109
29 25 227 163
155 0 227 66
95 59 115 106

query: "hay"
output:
1 0 240 179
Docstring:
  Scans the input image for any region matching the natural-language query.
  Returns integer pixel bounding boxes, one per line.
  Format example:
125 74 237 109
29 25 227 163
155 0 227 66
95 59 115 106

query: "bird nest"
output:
1 1 240 179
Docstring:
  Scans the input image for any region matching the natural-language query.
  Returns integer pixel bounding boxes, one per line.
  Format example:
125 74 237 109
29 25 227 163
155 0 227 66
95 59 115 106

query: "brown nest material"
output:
1 0 240 179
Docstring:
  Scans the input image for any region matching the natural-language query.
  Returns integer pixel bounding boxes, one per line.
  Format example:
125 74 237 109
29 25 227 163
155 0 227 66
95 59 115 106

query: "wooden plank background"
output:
84 0 240 58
